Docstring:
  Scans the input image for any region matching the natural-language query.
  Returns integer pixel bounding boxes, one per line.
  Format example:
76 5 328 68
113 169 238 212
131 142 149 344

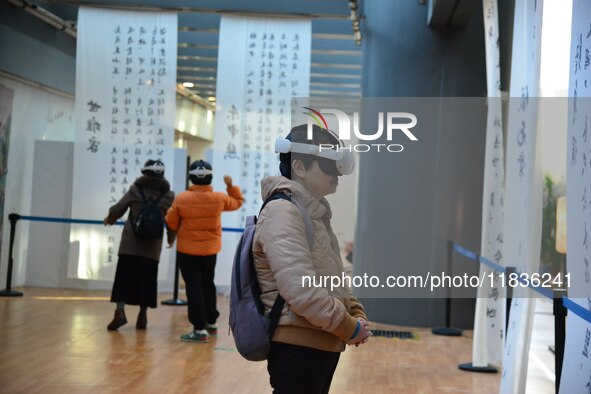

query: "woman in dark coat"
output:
103 159 175 331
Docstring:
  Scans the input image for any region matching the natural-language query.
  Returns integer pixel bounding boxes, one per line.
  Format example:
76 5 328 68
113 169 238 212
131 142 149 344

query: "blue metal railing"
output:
450 241 588 394
0 213 244 299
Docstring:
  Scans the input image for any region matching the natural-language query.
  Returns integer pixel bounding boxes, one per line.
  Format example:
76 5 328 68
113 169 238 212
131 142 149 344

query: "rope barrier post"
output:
0 213 23 297
432 240 462 336
504 266 516 338
162 158 189 307
553 288 567 394
161 255 187 306
458 261 499 372
458 252 499 373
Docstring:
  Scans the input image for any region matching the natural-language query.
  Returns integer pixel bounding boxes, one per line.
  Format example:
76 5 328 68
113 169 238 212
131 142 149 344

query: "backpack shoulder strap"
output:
289 197 314 250
259 191 315 339
153 189 167 205
138 186 147 202
138 186 166 206
268 294 285 339
259 192 289 212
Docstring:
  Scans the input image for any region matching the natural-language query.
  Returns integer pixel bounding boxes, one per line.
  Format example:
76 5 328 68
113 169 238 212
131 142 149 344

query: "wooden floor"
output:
0 287 500 393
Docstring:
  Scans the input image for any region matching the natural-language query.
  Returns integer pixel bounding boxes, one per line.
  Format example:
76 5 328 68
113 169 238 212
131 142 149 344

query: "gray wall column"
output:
356 0 488 328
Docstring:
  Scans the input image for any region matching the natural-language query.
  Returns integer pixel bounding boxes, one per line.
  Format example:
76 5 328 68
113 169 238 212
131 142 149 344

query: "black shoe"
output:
107 309 127 331
136 311 147 330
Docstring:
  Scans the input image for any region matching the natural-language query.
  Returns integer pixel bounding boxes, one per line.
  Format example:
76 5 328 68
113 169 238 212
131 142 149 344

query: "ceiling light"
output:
207 96 216 101
182 82 195 88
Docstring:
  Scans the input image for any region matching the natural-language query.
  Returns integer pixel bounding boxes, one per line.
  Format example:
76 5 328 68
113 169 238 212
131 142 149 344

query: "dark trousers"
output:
267 342 341 394
177 252 219 331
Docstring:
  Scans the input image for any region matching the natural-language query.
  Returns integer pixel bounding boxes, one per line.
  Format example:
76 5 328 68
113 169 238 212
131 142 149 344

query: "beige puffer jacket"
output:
253 176 366 352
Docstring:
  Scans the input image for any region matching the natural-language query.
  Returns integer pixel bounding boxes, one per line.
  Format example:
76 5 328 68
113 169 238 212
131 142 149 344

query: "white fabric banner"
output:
499 1 544 393
0 76 75 287
72 7 177 280
559 0 591 392
472 0 506 369
212 16 311 287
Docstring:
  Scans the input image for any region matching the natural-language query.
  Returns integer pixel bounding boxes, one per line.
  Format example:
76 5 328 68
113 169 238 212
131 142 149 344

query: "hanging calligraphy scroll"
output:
212 15 311 288
471 0 506 370
0 84 14 262
71 7 177 280
559 1 591 392
500 1 544 393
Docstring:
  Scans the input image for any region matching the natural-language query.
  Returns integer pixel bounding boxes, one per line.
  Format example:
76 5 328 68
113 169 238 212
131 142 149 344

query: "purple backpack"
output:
229 193 313 361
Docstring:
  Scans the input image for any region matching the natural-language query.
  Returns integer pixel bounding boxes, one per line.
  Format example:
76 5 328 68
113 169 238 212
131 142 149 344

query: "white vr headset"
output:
142 163 165 174
274 135 355 176
189 167 213 178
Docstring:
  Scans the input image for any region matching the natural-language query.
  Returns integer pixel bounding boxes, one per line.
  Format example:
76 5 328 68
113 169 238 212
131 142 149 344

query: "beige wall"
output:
174 94 215 179
175 95 215 141
174 133 213 167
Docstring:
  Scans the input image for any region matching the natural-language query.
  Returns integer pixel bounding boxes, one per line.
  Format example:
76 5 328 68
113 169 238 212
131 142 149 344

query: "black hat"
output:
189 160 213 185
141 159 165 177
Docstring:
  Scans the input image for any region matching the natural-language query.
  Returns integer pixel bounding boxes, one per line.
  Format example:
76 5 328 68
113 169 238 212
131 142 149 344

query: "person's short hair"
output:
279 124 342 179
141 159 165 177
189 159 213 185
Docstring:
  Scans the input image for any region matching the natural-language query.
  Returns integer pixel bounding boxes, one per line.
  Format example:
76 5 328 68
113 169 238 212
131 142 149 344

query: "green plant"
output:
540 174 566 278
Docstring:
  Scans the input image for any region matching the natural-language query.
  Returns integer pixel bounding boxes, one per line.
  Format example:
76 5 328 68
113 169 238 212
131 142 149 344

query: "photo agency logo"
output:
303 107 418 153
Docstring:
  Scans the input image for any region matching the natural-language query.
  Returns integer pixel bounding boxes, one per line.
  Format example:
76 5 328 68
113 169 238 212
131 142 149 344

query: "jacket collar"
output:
189 185 213 192
260 176 330 220
134 175 170 192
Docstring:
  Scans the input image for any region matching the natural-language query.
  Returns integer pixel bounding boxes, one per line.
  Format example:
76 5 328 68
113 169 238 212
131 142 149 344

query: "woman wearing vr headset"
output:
253 124 371 393
103 159 175 331
166 160 244 343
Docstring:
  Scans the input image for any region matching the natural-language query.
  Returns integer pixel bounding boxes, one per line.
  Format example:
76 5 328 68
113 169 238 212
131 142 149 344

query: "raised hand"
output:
223 175 233 187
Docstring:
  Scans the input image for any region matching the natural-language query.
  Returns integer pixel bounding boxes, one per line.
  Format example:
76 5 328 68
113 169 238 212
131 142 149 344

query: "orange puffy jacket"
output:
166 184 244 256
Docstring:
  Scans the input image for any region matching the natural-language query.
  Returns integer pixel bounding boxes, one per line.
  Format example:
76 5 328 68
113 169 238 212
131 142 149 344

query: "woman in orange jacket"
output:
166 160 244 343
